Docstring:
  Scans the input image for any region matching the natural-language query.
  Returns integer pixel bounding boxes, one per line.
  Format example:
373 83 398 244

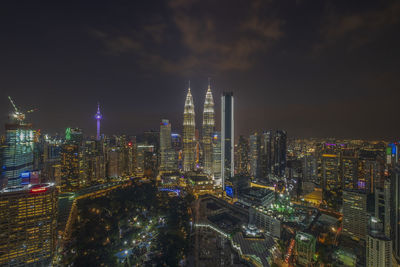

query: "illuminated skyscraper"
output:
375 178 391 238
341 149 358 190
202 79 215 174
94 102 102 141
0 183 57 266
212 132 222 186
273 130 287 177
391 165 400 263
249 133 260 178
343 189 367 241
60 144 80 191
2 123 34 188
221 92 234 188
235 135 249 176
160 119 171 170
160 120 176 171
318 145 342 210
259 130 287 181
183 86 195 172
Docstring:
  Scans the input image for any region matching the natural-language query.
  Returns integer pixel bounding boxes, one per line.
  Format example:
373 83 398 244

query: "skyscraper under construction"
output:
183 86 196 172
202 80 215 174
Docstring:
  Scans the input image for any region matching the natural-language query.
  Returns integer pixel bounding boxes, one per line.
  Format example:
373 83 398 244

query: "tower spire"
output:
183 81 195 172
202 78 215 174
95 102 102 141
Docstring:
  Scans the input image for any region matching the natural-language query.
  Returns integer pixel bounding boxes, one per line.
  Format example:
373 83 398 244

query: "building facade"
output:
367 231 392 267
295 232 316 267
342 189 367 241
60 144 80 191
221 92 234 188
202 83 215 175
0 183 57 266
249 133 260 178
235 135 249 176
2 123 34 188
212 132 222 186
160 120 176 171
183 88 196 172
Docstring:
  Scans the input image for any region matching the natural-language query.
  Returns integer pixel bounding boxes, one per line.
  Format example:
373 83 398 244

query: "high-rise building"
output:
303 153 317 184
319 147 341 210
235 135 249 176
367 230 392 267
171 133 182 170
341 149 358 190
295 232 316 267
342 189 367 241
2 123 34 188
60 144 80 191
260 131 272 180
202 80 215 175
183 86 195 172
358 150 383 194
221 92 234 188
65 127 83 146
160 119 171 170
107 146 123 178
391 165 400 263
135 143 156 177
160 120 176 171
274 130 287 177
0 183 58 266
375 178 391 238
212 132 222 186
94 103 102 141
82 139 106 185
249 133 260 178
259 130 287 181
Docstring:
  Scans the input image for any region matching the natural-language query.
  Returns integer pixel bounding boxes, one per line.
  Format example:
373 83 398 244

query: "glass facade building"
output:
221 92 234 188
212 132 222 186
2 123 34 188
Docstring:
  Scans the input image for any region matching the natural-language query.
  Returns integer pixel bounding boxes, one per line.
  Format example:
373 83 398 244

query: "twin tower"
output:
183 81 215 174
183 80 234 188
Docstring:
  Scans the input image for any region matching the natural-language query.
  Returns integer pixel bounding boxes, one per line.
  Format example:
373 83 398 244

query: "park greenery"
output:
63 180 194 266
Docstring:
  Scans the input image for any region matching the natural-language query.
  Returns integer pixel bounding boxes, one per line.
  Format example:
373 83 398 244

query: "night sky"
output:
1 0 399 139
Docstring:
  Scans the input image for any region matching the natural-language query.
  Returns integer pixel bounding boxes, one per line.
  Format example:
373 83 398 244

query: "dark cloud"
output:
0 0 399 139
314 1 400 53
92 0 284 73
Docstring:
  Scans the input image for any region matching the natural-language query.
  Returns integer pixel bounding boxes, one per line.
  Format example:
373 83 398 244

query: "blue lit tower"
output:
95 103 102 140
2 97 35 188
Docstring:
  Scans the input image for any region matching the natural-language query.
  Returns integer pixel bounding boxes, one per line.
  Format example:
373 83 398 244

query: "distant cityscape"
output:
0 83 398 267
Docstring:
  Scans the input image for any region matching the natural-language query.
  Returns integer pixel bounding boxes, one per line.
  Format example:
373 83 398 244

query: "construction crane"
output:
8 96 37 123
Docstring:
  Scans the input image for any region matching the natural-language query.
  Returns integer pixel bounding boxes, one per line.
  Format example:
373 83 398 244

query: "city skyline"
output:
1 1 400 139
1 1 400 266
